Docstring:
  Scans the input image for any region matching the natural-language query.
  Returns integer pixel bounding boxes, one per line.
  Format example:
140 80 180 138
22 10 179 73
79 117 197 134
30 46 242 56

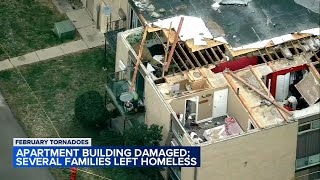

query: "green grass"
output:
0 0 68 60
0 48 130 179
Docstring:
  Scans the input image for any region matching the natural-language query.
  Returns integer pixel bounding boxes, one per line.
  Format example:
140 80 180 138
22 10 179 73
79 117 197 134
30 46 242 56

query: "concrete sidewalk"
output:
0 94 55 180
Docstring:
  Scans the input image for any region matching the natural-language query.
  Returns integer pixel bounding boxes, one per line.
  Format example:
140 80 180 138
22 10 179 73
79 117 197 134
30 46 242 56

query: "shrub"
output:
74 91 107 128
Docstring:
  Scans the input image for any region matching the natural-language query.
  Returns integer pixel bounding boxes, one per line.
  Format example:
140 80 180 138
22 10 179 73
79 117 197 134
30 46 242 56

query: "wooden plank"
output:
177 43 196 69
162 29 179 44
210 47 221 61
249 66 289 122
147 27 161 32
189 50 202 67
309 63 320 80
227 70 293 116
257 49 268 63
216 45 227 61
204 49 215 64
163 22 172 77
197 51 208 66
130 27 148 92
185 39 224 52
223 72 263 128
290 41 300 55
264 48 274 61
271 48 280 60
171 58 183 73
296 39 306 53
166 17 184 71
174 50 189 70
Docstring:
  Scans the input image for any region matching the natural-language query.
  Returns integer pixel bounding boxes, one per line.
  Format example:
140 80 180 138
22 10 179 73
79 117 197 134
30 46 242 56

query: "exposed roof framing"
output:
249 66 289 122
226 69 293 116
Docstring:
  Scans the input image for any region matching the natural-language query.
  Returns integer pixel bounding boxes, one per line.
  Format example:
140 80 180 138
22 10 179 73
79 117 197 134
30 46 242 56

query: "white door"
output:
276 73 290 101
213 88 228 118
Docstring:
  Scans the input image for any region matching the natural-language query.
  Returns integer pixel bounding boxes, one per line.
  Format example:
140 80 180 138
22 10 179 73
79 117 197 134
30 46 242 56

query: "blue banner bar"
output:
13 146 200 168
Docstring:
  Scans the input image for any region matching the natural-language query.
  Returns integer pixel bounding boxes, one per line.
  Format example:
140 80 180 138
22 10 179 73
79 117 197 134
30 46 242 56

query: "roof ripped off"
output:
152 16 213 45
129 0 320 47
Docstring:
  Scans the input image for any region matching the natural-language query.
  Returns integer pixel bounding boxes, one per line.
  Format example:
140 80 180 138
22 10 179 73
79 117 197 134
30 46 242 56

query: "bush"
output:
74 91 107 128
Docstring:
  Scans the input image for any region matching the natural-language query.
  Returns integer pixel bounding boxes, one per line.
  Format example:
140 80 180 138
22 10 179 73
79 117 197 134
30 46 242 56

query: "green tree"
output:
74 91 108 128
123 123 163 146
123 123 164 179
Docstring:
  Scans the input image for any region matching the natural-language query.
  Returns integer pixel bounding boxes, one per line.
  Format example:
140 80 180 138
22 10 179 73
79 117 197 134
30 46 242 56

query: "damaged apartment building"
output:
91 0 320 180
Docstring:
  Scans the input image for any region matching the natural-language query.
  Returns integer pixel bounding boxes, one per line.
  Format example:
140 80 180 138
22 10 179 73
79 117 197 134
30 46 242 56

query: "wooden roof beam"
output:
166 17 184 71
249 66 289 122
257 49 268 63
177 43 196 69
174 50 189 70
226 70 293 116
309 63 320 80
210 47 221 62
197 51 209 66
189 50 202 67
290 41 300 55
130 27 148 92
204 49 215 64
216 45 227 61
264 48 274 61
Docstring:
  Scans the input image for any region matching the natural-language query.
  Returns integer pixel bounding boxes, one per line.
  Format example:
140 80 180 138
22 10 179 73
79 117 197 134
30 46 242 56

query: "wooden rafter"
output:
290 41 300 55
210 47 221 62
174 50 189 70
296 39 306 53
163 22 172 76
249 66 289 122
271 48 280 60
154 31 183 75
226 70 293 116
257 49 268 63
130 27 148 92
204 49 215 64
309 63 320 80
177 43 196 69
216 45 227 61
166 17 184 71
197 51 209 66
189 50 202 67
264 48 274 61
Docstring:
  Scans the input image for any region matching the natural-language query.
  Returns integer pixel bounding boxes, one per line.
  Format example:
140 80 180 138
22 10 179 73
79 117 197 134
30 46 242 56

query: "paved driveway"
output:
0 93 55 180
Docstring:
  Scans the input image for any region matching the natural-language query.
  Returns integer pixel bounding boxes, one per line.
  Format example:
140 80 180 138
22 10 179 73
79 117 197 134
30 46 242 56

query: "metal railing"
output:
106 19 125 32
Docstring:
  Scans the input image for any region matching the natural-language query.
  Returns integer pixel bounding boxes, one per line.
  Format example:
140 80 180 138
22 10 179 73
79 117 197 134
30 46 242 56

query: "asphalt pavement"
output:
0 93 55 180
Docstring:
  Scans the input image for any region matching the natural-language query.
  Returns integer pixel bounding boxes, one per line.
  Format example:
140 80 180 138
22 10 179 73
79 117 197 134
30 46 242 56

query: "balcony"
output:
105 70 145 122
105 19 126 50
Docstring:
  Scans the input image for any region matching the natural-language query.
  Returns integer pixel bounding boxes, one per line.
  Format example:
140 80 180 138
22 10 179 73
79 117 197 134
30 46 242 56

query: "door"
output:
184 96 199 125
213 88 228 118
275 72 290 101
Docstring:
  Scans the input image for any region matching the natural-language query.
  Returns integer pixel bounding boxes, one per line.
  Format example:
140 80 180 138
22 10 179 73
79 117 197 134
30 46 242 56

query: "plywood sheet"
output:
186 39 225 52
295 72 320 105
162 29 179 44
147 27 161 33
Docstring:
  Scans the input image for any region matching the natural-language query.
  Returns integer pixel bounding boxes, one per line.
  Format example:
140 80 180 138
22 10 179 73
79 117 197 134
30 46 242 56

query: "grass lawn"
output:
0 47 144 180
0 0 68 60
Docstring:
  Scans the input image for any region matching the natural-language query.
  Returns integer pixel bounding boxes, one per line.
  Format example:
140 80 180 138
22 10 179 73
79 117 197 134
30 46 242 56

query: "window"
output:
298 120 320 134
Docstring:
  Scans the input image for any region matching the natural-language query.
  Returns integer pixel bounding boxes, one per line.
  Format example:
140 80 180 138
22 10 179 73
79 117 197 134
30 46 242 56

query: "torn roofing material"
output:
129 0 319 47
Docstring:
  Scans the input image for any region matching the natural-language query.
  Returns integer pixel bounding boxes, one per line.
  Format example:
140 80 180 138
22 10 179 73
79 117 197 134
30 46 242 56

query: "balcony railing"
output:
106 19 125 32
105 70 145 118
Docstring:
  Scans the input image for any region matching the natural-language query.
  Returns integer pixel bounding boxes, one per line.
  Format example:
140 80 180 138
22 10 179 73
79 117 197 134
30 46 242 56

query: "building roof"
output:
130 0 319 47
